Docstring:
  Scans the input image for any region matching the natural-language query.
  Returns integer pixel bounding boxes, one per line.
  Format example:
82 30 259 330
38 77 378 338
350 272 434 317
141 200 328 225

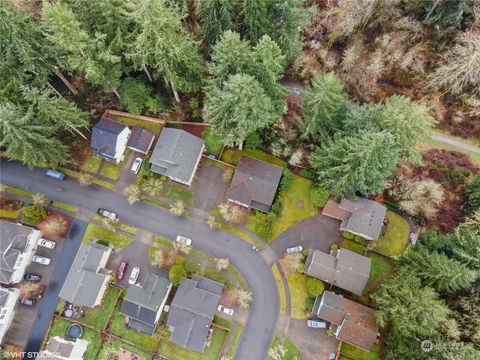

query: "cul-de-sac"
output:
1 1 479 360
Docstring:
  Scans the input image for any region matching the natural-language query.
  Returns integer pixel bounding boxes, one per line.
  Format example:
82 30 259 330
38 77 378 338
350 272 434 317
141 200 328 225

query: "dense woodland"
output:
0 1 479 359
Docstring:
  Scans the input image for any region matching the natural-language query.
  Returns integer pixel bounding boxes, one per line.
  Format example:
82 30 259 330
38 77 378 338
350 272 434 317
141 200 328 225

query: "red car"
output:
116 261 128 280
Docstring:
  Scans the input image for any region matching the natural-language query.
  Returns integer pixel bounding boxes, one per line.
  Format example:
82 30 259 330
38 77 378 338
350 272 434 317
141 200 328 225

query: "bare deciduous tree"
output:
207 215 221 229
216 257 229 272
283 253 305 274
78 173 94 187
173 242 192 255
169 200 185 216
234 289 253 310
267 342 286 360
32 193 49 206
142 177 164 195
151 248 165 267
223 168 234 182
123 184 141 205
218 202 244 224
100 216 119 233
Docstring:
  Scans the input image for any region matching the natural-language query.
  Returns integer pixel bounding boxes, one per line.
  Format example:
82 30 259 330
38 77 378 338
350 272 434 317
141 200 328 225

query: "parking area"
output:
287 319 338 360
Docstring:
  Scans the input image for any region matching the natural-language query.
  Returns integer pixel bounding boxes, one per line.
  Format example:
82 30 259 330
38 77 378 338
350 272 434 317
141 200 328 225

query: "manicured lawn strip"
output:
82 286 121 331
81 156 102 173
2 185 34 198
97 338 152 360
153 236 173 247
361 253 395 304
341 342 382 360
219 223 260 247
221 149 288 167
0 209 21 219
92 215 138 235
82 223 134 249
213 316 233 330
267 334 302 360
372 211 410 257
48 318 101 360
141 194 170 209
280 257 309 319
272 264 287 316
227 264 248 290
341 239 365 255
115 116 164 136
166 186 195 207
202 128 224 157
55 299 65 314
58 167 116 190
226 323 244 359
51 201 77 213
100 161 123 180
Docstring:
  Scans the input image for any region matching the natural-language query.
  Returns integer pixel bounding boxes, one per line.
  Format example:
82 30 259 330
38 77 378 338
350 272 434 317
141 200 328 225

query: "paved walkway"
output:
431 133 480 154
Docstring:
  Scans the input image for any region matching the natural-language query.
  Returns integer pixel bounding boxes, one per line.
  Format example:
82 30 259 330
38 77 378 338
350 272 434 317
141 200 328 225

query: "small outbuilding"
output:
127 127 155 154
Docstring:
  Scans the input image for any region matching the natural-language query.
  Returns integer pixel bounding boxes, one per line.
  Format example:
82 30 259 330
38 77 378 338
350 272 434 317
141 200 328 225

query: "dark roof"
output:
226 157 283 212
149 128 204 184
323 197 387 240
91 118 128 158
120 271 172 334
166 275 223 352
314 291 379 351
127 127 155 154
304 248 371 295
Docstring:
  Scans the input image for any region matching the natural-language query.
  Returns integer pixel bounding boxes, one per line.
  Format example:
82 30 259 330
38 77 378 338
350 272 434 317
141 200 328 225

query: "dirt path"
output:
431 134 480 154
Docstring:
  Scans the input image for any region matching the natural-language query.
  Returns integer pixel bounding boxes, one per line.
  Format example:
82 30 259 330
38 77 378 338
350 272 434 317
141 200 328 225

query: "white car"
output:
307 319 327 329
286 245 303 254
32 255 51 266
176 235 192 246
131 157 143 174
38 238 56 249
129 266 140 285
217 305 234 316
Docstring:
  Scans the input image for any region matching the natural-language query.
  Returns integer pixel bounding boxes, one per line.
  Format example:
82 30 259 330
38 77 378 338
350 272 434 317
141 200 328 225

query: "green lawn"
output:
361 253 395 303
341 342 382 360
51 201 78 213
81 156 102 173
115 116 164 136
92 215 137 234
272 264 287 316
267 334 302 360
100 161 123 180
82 286 121 331
226 324 244 358
141 194 170 209
280 258 309 319
48 319 101 360
58 167 116 190
372 211 410 257
213 316 233 330
2 184 34 198
97 338 152 360
341 239 365 255
205 268 233 289
202 128 224 157
0 208 21 219
166 186 195 206
82 223 134 249
221 149 288 167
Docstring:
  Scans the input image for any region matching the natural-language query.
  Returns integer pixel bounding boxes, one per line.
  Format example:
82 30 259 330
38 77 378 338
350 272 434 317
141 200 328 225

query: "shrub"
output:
280 169 294 191
309 186 330 207
187 98 201 118
342 231 355 240
96 239 109 247
22 205 47 225
270 200 283 216
299 169 316 181
245 132 263 150
465 174 480 212
266 212 278 223
307 277 325 297
305 296 316 311
169 264 187 286
256 223 272 239
330 243 339 251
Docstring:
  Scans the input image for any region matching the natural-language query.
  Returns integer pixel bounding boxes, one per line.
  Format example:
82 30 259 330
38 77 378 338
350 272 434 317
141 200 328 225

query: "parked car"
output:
176 235 192 246
129 266 140 285
37 238 56 249
42 168 66 180
116 261 128 280
307 319 327 329
32 255 51 266
24 273 41 282
217 305 234 316
131 157 143 174
97 208 118 221
286 245 303 254
20 298 37 306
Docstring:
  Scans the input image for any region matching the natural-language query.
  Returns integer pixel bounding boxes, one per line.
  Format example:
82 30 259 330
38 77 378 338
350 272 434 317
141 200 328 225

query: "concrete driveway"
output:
287 319 338 360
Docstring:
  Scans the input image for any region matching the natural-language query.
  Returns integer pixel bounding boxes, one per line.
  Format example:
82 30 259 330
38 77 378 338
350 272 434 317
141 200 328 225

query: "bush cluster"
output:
22 204 47 225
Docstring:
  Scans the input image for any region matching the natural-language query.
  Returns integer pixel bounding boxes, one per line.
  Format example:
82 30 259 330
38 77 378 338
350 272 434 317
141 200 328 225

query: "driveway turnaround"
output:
1 160 278 360
23 219 87 357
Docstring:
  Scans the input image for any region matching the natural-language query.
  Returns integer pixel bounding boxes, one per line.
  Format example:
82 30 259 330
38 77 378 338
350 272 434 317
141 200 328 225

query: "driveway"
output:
23 219 87 356
287 319 338 360
270 215 343 257
1 160 277 360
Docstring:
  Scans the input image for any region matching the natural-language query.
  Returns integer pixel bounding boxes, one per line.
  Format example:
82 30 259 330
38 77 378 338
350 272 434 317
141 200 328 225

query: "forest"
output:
0 1 479 359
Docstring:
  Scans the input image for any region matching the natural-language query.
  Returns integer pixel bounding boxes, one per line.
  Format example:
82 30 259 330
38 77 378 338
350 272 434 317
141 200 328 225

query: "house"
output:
59 241 112 307
149 128 205 186
226 157 283 213
40 336 89 360
0 220 41 285
127 127 155 154
322 197 387 241
120 270 172 335
166 275 224 352
304 248 371 295
313 291 379 351
0 287 20 344
91 118 131 163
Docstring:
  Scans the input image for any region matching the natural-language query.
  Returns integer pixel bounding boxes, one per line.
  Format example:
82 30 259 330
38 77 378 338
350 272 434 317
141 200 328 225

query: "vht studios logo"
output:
421 340 433 352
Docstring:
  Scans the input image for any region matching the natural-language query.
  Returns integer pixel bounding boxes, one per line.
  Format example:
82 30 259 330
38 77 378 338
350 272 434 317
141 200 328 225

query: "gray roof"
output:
91 117 128 159
44 336 89 360
166 275 224 352
59 242 111 307
323 197 387 240
149 128 204 184
304 248 371 295
121 271 172 334
0 220 35 284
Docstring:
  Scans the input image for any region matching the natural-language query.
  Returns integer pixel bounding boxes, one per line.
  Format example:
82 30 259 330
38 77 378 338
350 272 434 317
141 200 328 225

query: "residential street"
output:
0 159 278 360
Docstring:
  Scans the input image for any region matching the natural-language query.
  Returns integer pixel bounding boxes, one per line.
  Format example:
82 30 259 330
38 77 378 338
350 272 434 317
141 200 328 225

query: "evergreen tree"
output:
451 226 480 270
465 173 480 213
421 0 474 38
309 131 399 196
241 0 269 45
205 74 277 147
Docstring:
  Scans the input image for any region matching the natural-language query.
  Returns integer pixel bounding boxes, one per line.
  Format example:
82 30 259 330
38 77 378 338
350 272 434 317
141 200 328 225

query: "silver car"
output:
217 305 234 316
38 238 56 249
32 255 51 266
131 157 143 174
286 245 303 254
176 235 192 246
307 319 327 329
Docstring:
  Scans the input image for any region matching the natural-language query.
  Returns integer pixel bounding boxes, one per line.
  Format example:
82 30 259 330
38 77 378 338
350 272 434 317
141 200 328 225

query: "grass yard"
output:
100 161 123 180
341 239 365 255
92 215 137 234
81 156 102 173
48 318 101 360
82 223 133 249
221 149 288 167
202 128 224 158
115 116 164 136
272 264 287 316
213 316 233 330
51 201 78 213
141 194 170 209
372 211 410 257
226 324 244 358
166 186 195 206
341 342 382 360
1 184 34 198
97 338 152 360
82 286 121 331
361 253 395 303
58 167 116 190
0 208 21 219
267 334 302 360
280 257 309 319
205 268 233 289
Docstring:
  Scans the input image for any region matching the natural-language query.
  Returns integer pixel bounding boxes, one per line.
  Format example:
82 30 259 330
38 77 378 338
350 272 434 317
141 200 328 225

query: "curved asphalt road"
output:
1 160 278 360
